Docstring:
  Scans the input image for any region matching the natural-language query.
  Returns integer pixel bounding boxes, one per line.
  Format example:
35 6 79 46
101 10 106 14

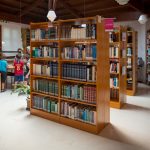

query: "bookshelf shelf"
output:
109 26 127 109
60 79 96 85
31 75 58 80
31 39 59 43
30 108 59 122
31 58 58 61
60 59 96 63
146 30 150 85
30 16 110 134
126 30 138 95
31 91 59 99
60 97 96 107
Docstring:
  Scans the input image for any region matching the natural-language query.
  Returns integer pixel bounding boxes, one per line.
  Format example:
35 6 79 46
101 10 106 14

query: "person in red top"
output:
14 54 24 83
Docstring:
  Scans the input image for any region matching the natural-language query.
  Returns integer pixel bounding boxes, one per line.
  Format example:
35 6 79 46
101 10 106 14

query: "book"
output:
33 62 58 77
33 79 58 96
33 95 58 113
31 27 58 41
61 24 96 40
32 44 58 58
61 84 96 104
61 101 96 124
62 63 96 82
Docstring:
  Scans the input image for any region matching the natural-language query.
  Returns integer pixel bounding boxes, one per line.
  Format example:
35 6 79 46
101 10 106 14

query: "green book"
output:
47 100 51 112
51 101 56 112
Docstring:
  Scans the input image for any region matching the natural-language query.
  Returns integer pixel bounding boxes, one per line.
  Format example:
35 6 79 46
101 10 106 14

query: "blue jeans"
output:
15 75 24 82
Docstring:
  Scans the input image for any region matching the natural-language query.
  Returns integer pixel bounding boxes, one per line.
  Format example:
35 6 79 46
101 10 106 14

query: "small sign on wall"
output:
104 18 114 32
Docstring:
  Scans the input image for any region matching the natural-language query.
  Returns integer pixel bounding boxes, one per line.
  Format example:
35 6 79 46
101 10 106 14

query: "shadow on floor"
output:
122 103 150 112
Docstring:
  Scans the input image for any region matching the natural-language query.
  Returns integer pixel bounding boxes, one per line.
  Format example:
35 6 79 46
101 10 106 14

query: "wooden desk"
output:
7 65 15 89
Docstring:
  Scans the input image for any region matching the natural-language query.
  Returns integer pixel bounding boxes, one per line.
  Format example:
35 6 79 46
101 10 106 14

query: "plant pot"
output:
26 96 30 111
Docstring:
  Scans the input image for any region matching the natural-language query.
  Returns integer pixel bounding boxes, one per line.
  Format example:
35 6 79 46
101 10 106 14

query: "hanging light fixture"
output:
138 14 148 24
47 0 57 22
115 0 130 5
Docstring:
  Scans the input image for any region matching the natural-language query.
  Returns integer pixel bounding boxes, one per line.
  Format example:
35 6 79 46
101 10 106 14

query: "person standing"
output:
14 54 24 83
0 58 8 92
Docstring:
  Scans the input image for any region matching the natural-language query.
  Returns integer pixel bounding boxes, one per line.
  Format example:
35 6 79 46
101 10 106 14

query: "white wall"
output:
0 21 29 56
115 20 146 82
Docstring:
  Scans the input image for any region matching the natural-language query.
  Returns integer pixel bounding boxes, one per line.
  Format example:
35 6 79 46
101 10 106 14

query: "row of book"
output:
61 24 96 39
127 32 132 43
110 89 119 100
127 47 132 56
147 48 150 55
61 84 96 104
110 77 119 88
109 32 119 43
61 101 96 124
31 27 58 40
147 64 150 72
33 62 58 77
109 46 119 58
127 57 132 68
32 46 58 58
33 79 58 96
62 44 96 60
32 96 58 113
148 74 150 82
62 63 96 82
110 62 119 73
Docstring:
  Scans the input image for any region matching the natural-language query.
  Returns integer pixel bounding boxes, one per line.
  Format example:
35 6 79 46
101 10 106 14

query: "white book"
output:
92 66 96 81
33 64 36 75
116 47 119 57
35 64 42 75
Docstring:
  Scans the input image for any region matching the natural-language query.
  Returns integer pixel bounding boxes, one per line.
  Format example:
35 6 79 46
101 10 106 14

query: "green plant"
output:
11 83 30 96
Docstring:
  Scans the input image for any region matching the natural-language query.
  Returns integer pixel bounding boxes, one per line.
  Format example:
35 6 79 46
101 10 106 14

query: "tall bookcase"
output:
146 30 150 85
30 16 110 134
126 30 138 95
109 26 127 109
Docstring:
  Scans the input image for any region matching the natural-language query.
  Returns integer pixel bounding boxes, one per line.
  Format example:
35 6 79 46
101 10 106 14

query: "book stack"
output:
127 32 132 43
62 63 96 82
109 46 119 58
110 78 118 88
127 57 132 68
33 79 58 96
61 101 96 124
109 32 119 42
61 24 96 39
61 84 96 104
127 47 132 56
110 89 119 100
31 27 58 41
110 62 119 73
33 62 58 77
32 45 58 58
62 44 96 60
33 96 58 113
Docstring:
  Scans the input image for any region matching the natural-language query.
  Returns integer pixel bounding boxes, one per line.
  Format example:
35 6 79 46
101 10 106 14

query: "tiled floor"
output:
0 83 149 150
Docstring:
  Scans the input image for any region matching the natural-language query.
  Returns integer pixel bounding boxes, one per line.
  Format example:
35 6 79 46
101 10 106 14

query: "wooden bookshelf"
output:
109 26 127 109
30 16 110 134
146 30 150 85
126 30 138 95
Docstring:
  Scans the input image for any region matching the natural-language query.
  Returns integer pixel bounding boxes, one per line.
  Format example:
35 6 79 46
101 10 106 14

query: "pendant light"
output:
138 14 148 24
47 0 57 22
115 0 130 5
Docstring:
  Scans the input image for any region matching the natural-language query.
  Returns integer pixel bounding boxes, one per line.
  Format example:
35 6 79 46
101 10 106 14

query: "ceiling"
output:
0 0 149 24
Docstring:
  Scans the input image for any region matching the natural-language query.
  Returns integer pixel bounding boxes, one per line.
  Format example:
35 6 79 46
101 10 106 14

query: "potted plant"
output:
11 83 30 110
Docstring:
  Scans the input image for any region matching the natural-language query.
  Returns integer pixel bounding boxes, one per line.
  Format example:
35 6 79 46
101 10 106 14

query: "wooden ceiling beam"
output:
57 0 83 18
0 11 18 22
17 0 45 17
128 0 146 13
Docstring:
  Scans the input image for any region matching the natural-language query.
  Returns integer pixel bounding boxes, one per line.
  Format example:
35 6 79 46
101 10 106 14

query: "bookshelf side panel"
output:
96 20 110 131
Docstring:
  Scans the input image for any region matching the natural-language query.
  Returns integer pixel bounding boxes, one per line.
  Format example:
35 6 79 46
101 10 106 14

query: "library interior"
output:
0 0 150 150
